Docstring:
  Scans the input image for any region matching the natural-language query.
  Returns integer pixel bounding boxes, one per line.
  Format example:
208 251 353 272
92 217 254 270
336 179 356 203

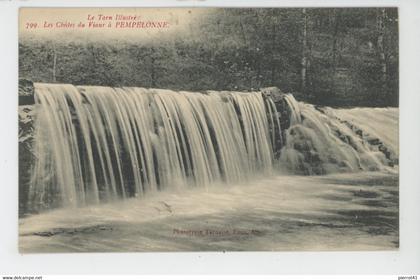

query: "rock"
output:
261 86 284 102
261 87 295 158
19 79 35 105
19 105 36 216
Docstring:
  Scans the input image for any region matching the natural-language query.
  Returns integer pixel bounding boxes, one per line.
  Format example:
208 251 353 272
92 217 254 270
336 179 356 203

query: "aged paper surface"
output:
18 7 399 253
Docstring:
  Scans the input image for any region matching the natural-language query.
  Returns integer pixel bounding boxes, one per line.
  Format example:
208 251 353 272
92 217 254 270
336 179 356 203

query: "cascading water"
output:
279 102 398 175
29 83 279 211
25 83 398 212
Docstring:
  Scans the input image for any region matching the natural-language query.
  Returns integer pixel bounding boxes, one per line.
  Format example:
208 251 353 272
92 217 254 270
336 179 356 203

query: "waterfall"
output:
25 83 398 212
279 103 399 175
29 83 278 210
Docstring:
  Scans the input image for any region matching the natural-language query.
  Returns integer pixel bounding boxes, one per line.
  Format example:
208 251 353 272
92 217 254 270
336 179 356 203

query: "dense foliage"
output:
19 8 398 107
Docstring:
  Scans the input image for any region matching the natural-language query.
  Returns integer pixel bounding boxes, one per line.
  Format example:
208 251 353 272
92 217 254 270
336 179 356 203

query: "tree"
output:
377 8 387 97
52 43 57 82
301 8 309 95
19 8 399 107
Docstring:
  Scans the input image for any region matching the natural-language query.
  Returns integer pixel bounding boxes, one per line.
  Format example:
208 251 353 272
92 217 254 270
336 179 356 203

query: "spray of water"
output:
30 84 277 210
279 103 398 175
28 83 398 211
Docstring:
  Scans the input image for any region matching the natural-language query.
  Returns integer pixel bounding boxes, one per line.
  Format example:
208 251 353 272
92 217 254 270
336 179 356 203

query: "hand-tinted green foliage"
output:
19 8 398 107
